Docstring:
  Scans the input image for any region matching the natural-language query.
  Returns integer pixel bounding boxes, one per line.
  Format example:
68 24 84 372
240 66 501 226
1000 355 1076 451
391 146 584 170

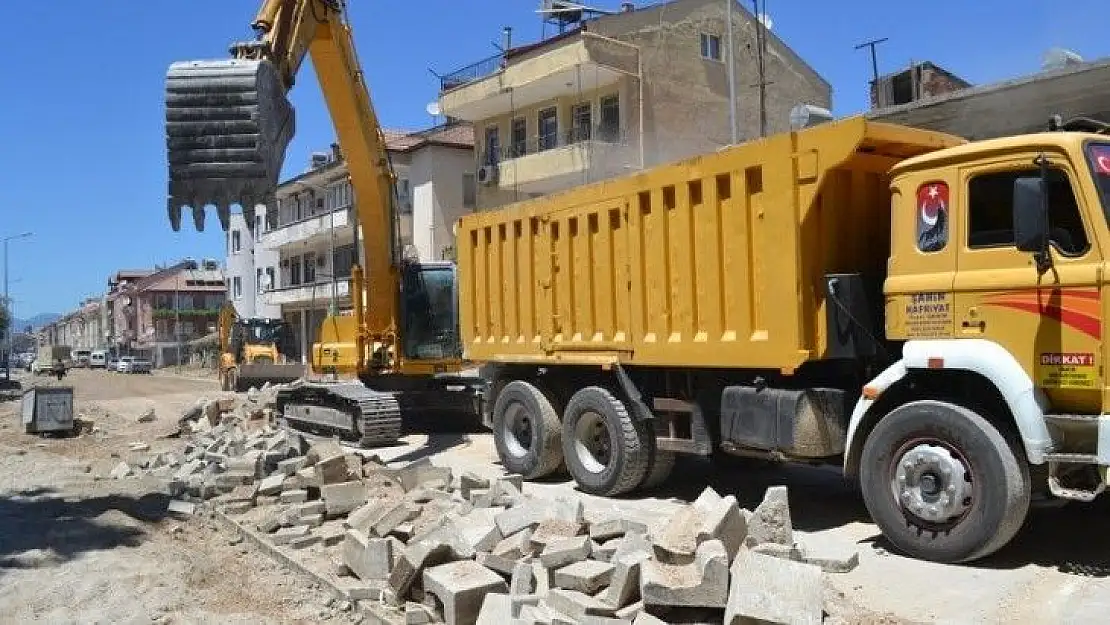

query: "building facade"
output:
43 297 107 354
436 0 831 210
236 124 474 363
225 205 281 320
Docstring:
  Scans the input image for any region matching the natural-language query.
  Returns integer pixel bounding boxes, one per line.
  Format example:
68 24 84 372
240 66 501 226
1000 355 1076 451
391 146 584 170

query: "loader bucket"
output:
165 58 294 232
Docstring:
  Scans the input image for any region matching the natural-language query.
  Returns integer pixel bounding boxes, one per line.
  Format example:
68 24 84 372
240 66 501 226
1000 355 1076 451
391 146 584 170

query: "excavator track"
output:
275 381 401 448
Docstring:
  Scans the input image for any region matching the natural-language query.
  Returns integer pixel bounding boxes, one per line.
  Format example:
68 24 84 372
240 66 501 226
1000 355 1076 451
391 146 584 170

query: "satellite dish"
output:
426 101 441 116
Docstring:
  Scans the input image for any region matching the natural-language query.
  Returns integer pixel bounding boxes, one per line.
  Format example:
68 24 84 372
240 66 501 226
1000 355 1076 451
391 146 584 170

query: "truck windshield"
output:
1087 143 1110 221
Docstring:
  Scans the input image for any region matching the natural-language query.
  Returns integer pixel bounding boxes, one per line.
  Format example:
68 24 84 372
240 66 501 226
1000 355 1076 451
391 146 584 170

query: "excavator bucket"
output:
165 58 294 232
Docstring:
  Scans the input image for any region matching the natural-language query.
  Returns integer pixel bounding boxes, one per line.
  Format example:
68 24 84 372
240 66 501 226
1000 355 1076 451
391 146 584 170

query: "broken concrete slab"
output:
289 533 320 550
389 540 457 600
277 456 306 476
280 489 308 504
221 500 253 515
456 508 503 553
610 532 653 567
404 601 436 624
602 558 643 609
319 523 347 547
797 541 859 573
257 511 283 533
654 487 745 562
109 462 132 480
423 560 509 625
300 513 324 527
725 548 822 625
530 519 586 552
631 612 666 625
270 524 311 546
297 500 326 517
552 560 614 595
589 518 647 542
372 501 423 538
476 593 512 625
493 528 536 561
397 458 454 492
496 498 583 537
460 471 490 500
614 601 643 621
321 480 369 517
295 466 321 490
540 535 592 570
745 485 793 547
641 539 729 609
343 529 393 581
257 473 285 496
475 552 519 577
540 588 616 620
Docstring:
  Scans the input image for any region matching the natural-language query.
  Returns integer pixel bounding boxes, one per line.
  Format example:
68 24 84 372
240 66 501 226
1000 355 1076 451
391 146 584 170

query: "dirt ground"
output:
2 367 1110 624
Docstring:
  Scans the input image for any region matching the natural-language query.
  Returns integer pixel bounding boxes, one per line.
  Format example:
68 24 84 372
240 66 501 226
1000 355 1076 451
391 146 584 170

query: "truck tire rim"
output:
501 403 533 458
573 410 612 474
891 439 973 526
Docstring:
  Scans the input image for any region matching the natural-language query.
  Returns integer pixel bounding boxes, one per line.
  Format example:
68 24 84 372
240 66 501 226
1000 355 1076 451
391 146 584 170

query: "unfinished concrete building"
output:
436 0 830 210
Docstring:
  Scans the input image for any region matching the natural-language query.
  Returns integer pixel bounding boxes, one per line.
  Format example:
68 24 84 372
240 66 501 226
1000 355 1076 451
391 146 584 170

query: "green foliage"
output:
152 308 220 319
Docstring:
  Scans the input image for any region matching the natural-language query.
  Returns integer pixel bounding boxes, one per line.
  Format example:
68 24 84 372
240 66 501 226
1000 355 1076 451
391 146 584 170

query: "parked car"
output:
116 356 152 374
89 350 108 369
106 356 119 371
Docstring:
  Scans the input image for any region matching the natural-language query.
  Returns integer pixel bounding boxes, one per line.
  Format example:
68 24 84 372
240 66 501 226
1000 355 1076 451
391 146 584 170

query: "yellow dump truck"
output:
457 114 1110 563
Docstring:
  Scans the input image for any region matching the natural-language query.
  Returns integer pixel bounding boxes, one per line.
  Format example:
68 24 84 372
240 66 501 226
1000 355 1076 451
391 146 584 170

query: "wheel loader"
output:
216 302 304 392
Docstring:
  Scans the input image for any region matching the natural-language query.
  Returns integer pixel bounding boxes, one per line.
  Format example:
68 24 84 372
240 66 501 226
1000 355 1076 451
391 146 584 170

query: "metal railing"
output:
439 53 505 91
481 125 629 164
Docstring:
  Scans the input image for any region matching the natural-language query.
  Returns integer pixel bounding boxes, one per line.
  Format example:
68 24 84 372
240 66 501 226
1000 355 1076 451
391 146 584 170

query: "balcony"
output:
261 206 352 251
438 34 638 122
484 128 639 195
265 278 350 307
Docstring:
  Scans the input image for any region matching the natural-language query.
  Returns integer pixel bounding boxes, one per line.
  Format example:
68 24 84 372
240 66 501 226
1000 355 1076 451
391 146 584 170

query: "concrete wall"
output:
410 145 476 261
226 207 280 319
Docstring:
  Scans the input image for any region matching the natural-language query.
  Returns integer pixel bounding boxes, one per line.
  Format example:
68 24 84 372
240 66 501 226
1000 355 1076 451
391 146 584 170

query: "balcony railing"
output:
152 308 221 319
481 125 628 164
439 53 504 91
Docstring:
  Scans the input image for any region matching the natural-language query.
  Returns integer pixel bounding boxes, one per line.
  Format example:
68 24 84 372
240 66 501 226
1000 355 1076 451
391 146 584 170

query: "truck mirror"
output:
1013 176 1047 253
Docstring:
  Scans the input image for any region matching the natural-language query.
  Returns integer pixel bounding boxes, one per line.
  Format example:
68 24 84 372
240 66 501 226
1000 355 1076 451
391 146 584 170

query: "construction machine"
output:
216 302 304 392
165 0 483 446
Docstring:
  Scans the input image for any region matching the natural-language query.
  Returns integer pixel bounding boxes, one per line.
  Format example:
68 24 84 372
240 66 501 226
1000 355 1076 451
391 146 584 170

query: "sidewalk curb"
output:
211 509 404 624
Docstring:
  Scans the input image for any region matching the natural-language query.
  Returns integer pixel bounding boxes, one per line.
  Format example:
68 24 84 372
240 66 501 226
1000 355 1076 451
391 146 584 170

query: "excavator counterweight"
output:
165 58 294 232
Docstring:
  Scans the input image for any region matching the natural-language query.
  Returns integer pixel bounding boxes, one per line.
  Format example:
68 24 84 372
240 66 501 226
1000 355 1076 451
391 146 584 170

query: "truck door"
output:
952 153 1102 411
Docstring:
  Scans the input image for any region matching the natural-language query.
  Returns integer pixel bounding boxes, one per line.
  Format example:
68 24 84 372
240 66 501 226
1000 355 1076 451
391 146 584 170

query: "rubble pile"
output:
125 393 857 624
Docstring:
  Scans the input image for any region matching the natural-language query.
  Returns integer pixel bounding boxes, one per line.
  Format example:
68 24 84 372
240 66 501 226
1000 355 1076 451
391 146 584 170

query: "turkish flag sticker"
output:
1091 146 1110 175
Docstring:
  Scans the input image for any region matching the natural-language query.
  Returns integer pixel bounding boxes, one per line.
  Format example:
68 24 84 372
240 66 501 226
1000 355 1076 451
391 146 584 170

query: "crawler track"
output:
275 381 401 447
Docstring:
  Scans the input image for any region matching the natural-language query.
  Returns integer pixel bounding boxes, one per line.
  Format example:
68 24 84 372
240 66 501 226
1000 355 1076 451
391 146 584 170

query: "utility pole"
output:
855 37 889 106
726 0 737 144
3 232 32 381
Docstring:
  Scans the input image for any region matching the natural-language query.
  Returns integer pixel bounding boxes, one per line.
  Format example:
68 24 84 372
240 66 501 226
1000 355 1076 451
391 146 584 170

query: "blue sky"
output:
1 0 1106 318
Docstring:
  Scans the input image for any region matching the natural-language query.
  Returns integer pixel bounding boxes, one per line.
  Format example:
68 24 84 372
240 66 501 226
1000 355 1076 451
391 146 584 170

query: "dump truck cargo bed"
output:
457 117 964 371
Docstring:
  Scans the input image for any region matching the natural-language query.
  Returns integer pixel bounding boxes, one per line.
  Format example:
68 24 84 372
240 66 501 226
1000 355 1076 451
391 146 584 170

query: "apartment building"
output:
42 297 107 353
237 123 474 363
436 0 831 210
225 205 280 320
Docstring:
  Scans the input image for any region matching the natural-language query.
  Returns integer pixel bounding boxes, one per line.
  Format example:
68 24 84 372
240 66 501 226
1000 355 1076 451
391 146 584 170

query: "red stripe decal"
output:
984 300 1102 339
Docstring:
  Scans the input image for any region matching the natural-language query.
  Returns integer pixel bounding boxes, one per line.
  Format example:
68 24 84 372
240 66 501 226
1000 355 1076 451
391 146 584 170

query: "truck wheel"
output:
859 400 1030 563
640 450 676 490
492 380 563 479
562 386 651 497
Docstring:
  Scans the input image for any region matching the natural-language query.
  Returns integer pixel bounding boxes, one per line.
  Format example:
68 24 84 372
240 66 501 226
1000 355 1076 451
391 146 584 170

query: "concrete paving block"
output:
493 528 536 561
173 459 204 480
423 560 508 625
221 500 254 515
405 601 437 624
297 500 327 517
110 462 132 480
460 471 490 500
257 473 285 496
277 456 306 476
306 439 346 465
510 561 536 596
270 524 311 546
745 485 793 547
166 499 196 517
602 558 643 609
475 551 519 576
496 498 583 537
589 519 627 542
414 520 477 560
631 612 667 625
515 603 554 624
345 501 379 531
256 510 284 533
725 548 822 625
289 533 320 550
511 594 542 618
540 535 592 570
280 489 308 504
339 582 385 601
469 489 493 508
530 519 586 552
695 494 746 561
594 538 620 563
458 508 503 552
389 540 457 599
553 560 614 595
476 593 512 625
282 474 304 492
796 541 859 573
319 523 347 547
614 601 643 621
398 458 454 492
343 530 394 581
222 483 259 504
300 513 324 527
321 480 369 517
579 617 632 625
372 501 423 538
540 589 617 620
611 532 653 567
255 495 280 507
295 466 321 490
641 539 729 609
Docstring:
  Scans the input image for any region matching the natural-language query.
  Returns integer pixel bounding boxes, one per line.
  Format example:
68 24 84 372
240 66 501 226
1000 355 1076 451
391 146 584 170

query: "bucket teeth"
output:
164 58 294 232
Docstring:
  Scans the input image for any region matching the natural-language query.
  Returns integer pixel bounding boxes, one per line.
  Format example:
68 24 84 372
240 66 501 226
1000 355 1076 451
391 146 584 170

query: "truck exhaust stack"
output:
164 58 294 232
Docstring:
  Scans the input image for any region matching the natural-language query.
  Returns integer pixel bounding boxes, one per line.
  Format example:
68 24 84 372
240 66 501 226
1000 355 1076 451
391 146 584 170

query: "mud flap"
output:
165 58 294 232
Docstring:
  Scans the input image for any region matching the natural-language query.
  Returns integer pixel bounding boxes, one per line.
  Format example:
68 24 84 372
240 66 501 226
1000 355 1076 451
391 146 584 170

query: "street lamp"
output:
3 231 32 381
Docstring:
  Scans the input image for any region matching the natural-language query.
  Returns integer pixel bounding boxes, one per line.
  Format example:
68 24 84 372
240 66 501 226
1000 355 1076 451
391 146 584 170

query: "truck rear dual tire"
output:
859 400 1031 563
492 380 564 480
561 386 652 497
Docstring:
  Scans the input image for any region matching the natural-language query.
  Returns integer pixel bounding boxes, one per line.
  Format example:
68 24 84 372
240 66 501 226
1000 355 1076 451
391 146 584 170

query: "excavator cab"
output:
400 262 461 362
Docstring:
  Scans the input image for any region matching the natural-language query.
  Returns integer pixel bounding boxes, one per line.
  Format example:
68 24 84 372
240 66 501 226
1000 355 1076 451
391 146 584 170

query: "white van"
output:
89 350 107 369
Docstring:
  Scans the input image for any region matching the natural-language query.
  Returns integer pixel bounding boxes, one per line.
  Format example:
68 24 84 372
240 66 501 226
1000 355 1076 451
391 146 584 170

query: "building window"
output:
700 33 722 61
265 267 275 291
599 95 620 142
255 215 263 237
968 167 1089 256
304 252 317 283
484 126 500 165
462 173 477 209
180 321 194 338
571 102 591 143
334 244 355 279
230 230 242 254
257 268 265 293
538 108 558 151
232 277 242 300
290 255 302 285
398 178 412 214
511 118 527 157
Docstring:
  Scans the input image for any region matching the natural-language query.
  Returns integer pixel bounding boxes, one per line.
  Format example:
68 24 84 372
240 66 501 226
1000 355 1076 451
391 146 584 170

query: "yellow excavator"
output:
165 0 483 445
216 302 304 392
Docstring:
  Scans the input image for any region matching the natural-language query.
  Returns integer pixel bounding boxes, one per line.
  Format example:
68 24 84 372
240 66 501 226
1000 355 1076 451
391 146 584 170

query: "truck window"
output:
1085 143 1110 221
968 167 1089 257
916 181 949 252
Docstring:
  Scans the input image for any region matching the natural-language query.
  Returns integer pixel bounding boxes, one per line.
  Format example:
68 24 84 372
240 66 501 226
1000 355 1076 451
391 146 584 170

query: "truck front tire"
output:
859 400 1030 563
492 380 563 479
562 386 651 497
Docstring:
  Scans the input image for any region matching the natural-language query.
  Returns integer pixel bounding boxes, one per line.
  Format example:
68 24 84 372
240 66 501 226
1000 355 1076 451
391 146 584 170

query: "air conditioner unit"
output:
477 164 499 186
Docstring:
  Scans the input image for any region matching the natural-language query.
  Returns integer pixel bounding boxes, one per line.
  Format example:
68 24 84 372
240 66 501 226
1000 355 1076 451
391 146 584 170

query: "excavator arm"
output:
165 0 399 373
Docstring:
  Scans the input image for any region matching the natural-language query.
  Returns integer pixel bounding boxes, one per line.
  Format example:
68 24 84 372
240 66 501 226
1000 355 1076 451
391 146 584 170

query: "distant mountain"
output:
11 313 61 333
